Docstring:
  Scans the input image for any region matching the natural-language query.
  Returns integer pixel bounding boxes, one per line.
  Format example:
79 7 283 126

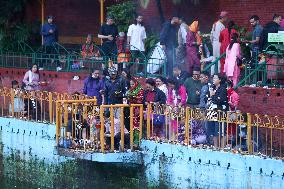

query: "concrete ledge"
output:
0 117 56 139
57 148 143 164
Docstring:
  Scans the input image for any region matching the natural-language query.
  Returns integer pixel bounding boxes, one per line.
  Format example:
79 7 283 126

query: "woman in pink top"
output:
224 33 241 87
219 21 238 74
167 78 187 140
23 64 40 91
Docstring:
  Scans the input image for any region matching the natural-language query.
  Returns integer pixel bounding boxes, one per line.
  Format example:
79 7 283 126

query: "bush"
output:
106 1 137 33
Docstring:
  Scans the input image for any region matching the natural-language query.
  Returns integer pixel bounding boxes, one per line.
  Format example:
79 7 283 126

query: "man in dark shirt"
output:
40 15 61 71
104 67 127 105
260 14 282 50
160 15 180 77
184 67 202 108
98 15 119 57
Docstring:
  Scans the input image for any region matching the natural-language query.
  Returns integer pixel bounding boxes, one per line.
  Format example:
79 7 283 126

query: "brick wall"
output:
219 0 284 32
137 0 219 33
25 0 284 44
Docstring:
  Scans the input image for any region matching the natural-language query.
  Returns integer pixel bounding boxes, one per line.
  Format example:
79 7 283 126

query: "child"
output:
116 32 130 71
104 111 130 150
9 80 25 115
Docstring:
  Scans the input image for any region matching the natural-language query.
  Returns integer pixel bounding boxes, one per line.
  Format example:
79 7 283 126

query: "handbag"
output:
206 101 218 121
153 114 165 125
236 57 243 67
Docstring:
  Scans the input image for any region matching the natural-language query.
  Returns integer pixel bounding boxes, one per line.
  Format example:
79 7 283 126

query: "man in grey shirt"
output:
246 15 263 65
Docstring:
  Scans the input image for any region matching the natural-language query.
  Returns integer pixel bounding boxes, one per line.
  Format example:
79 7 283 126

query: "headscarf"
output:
189 21 199 33
128 79 142 97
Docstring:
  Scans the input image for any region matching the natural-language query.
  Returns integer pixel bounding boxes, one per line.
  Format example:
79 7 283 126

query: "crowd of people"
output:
12 11 283 150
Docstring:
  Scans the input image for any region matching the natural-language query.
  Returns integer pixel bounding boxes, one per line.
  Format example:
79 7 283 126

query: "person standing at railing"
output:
127 14 147 73
104 67 127 119
155 76 168 99
184 67 202 108
166 78 187 141
143 78 167 138
40 15 61 71
219 21 238 75
9 80 25 115
22 64 40 91
210 11 228 73
227 80 239 143
224 33 241 87
128 78 144 147
83 69 105 105
160 15 180 77
186 21 201 76
98 15 119 67
207 74 228 148
199 71 210 110
104 111 130 150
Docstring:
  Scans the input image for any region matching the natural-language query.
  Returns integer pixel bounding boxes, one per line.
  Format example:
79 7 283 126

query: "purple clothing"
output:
186 31 200 74
83 77 104 105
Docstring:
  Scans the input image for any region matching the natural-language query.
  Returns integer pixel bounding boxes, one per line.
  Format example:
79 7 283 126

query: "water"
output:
0 130 148 189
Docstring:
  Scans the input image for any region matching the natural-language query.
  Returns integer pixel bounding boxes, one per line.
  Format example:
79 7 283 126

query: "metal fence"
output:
0 44 167 77
0 87 96 123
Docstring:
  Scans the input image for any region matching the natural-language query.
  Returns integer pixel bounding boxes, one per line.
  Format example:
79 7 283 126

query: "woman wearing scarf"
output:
81 34 95 58
127 78 144 147
23 64 40 91
186 21 201 75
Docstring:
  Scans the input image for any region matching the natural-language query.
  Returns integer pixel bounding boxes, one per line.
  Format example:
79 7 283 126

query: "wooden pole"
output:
100 0 104 25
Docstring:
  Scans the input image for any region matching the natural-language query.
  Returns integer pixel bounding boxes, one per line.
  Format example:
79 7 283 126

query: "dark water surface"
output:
0 130 149 189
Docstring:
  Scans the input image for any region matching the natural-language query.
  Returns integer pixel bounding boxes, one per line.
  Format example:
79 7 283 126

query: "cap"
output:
47 15 54 19
108 67 117 75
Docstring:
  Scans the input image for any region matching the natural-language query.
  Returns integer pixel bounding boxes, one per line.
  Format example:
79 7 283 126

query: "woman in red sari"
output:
219 21 238 74
127 78 144 146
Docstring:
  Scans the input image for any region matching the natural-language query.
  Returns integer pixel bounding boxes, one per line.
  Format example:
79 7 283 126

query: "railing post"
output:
10 88 15 117
139 105 143 142
146 104 151 139
130 105 134 150
55 102 60 146
100 106 105 153
110 107 114 152
48 92 53 123
120 107 125 152
185 107 190 145
247 113 253 154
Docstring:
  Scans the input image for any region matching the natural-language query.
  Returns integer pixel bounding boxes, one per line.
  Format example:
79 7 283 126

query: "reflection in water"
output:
0 131 147 189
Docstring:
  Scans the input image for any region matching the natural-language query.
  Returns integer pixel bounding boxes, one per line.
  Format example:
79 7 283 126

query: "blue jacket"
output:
199 83 209 109
160 21 179 47
83 77 105 105
104 77 127 105
41 23 58 46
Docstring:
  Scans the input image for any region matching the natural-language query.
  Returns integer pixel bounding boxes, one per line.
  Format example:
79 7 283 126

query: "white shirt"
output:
210 21 225 42
127 24 147 51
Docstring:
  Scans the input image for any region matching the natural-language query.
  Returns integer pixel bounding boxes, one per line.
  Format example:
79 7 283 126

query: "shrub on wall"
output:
106 1 137 33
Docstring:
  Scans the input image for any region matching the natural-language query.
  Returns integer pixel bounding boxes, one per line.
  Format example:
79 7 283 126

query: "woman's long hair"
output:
228 33 239 50
227 21 235 41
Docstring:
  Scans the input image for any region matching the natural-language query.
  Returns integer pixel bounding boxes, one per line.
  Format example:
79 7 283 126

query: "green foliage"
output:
144 34 159 53
0 0 40 51
107 1 137 32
